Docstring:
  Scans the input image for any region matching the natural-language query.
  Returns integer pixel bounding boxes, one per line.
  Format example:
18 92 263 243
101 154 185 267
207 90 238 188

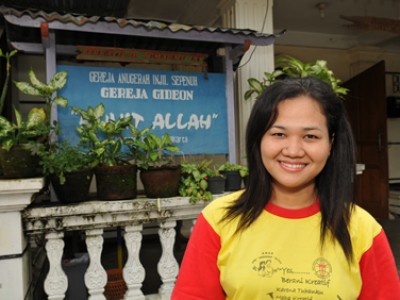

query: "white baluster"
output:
84 229 107 300
44 232 68 300
157 220 179 300
123 224 145 300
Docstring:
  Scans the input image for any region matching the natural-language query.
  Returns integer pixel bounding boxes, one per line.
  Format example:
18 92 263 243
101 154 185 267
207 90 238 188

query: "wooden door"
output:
343 61 389 219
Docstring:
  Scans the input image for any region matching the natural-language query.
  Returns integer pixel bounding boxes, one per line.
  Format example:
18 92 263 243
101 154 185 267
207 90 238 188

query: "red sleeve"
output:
358 229 400 300
171 213 225 300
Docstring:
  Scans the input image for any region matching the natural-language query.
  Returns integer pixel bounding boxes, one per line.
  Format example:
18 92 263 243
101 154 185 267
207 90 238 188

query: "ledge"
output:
0 177 45 213
22 193 232 234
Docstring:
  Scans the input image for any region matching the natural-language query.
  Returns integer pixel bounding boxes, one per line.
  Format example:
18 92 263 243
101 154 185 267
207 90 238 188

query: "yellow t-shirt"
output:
172 191 400 300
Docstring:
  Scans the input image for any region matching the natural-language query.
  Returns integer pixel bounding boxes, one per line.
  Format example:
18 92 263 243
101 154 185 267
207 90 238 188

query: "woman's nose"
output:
282 139 305 157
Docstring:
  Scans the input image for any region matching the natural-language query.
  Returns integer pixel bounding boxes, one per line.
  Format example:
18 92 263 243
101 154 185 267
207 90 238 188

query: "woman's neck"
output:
270 184 317 209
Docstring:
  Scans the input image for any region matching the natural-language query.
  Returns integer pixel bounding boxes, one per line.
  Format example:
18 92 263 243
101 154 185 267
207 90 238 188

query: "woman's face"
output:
260 95 332 193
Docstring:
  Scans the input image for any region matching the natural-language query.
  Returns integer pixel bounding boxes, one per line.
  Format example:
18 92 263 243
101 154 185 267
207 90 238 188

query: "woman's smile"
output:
279 161 307 171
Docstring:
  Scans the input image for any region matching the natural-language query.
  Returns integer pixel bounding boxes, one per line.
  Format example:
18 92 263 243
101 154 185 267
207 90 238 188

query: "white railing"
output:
0 177 218 300
22 190 211 300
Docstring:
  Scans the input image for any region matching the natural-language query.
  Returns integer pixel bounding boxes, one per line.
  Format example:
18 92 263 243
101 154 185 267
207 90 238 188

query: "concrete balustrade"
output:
19 193 212 299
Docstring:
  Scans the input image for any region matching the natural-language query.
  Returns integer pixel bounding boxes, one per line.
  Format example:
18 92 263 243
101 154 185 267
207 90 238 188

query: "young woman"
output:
172 77 400 299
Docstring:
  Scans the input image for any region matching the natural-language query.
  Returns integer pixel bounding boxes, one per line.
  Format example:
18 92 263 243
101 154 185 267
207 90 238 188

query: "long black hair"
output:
224 77 356 261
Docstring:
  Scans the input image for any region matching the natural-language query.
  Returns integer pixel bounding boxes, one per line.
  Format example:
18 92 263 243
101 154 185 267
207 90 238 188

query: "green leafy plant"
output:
0 107 47 151
135 131 181 169
14 69 68 125
244 55 348 100
179 160 213 204
124 125 151 166
205 165 225 178
38 140 95 185
72 103 133 167
0 69 68 151
0 49 17 114
218 161 248 178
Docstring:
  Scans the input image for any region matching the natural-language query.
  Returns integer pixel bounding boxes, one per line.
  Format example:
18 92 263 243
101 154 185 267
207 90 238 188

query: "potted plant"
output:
0 68 68 178
179 160 213 204
38 140 95 203
0 107 47 178
205 166 226 195
244 55 348 100
72 103 137 200
135 131 181 198
218 161 248 191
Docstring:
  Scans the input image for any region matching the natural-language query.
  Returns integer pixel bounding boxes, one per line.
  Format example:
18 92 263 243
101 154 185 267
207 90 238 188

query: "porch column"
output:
0 178 44 300
218 0 275 164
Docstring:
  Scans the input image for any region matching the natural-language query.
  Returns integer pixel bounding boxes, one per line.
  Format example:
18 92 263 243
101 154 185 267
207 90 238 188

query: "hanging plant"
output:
244 55 348 100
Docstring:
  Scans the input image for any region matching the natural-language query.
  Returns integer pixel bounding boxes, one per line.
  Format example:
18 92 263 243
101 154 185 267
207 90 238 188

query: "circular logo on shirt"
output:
251 253 282 278
312 257 332 279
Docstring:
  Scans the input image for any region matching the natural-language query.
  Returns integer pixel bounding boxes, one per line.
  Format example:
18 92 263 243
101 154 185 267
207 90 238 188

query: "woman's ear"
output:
329 133 335 153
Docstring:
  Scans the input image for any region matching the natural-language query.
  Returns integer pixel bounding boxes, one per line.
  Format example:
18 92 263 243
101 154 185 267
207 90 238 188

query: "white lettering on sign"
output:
152 74 169 85
89 71 115 83
118 73 151 84
152 89 194 100
152 113 217 130
171 75 198 86
100 87 149 99
171 135 189 144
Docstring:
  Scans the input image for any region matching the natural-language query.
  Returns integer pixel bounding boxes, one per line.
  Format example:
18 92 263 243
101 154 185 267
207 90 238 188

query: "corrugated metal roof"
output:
0 0 130 18
0 6 277 44
0 5 278 71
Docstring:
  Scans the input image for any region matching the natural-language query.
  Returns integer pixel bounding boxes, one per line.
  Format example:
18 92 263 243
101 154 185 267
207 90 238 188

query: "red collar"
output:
265 200 320 219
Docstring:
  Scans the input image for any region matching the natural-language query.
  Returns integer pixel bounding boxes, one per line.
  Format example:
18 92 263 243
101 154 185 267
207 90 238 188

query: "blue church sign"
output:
56 65 228 155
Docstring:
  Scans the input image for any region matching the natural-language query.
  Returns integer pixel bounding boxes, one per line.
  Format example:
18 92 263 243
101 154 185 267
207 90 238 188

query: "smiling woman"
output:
172 77 400 300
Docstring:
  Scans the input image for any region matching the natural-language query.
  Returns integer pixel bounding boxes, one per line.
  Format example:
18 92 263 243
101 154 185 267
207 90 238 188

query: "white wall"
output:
388 119 400 180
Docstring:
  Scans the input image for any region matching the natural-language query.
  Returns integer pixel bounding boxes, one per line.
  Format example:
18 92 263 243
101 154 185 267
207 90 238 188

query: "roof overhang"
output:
0 6 278 59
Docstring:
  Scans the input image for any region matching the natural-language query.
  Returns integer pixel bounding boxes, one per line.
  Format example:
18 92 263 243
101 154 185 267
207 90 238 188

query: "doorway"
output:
343 61 389 219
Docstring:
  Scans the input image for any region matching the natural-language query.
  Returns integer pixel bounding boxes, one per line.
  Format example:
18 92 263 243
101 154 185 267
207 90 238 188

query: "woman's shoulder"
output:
349 204 383 241
201 190 244 223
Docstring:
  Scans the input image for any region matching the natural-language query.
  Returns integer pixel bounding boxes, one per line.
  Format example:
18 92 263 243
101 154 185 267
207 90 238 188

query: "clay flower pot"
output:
95 165 137 200
140 165 181 198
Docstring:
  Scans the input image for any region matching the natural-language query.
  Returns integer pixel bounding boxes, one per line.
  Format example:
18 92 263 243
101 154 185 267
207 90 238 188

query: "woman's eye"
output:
271 132 285 137
305 134 319 140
